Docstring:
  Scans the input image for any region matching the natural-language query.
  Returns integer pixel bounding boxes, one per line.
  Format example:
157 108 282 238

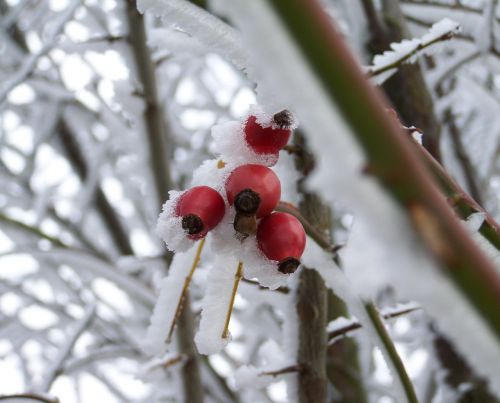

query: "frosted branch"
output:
328 302 421 342
37 304 96 392
368 18 461 83
0 0 81 104
1 247 155 306
0 394 58 403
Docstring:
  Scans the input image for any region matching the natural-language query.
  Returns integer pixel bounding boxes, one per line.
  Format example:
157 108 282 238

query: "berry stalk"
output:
166 238 206 343
221 261 244 339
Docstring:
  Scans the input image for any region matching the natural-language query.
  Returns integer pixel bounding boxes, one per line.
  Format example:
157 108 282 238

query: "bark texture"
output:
125 3 204 402
363 0 442 161
294 132 366 403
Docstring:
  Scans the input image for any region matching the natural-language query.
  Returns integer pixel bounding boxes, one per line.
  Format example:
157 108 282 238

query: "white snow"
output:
369 18 461 84
194 254 239 354
144 245 201 355
190 158 234 193
211 120 278 167
211 105 298 168
209 210 290 290
233 339 292 389
326 316 353 333
156 190 195 253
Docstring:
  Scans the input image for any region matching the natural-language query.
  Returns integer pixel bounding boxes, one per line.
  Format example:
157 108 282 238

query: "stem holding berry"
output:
166 238 206 343
221 261 244 339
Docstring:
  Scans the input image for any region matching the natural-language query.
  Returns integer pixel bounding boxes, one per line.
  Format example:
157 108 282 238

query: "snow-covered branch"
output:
368 18 461 83
0 0 80 104
37 304 96 392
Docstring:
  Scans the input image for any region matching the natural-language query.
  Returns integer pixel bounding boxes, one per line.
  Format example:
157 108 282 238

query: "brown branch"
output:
293 132 331 403
0 394 59 403
148 354 185 370
443 109 484 205
259 364 303 377
57 118 135 256
124 3 203 402
328 305 422 341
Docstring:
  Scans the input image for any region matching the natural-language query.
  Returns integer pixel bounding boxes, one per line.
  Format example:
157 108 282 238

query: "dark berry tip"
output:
272 110 294 129
278 258 300 274
181 214 204 235
234 189 261 215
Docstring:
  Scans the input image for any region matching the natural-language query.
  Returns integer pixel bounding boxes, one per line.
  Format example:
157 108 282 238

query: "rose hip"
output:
176 186 225 240
244 110 293 158
257 212 306 274
225 164 281 218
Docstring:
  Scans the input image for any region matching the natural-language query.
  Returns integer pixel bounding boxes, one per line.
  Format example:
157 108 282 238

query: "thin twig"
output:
124 3 203 401
0 213 68 248
268 0 500 339
0 394 59 403
258 364 303 377
0 0 81 104
276 201 341 254
166 238 206 343
38 304 96 392
222 261 244 339
369 29 459 77
364 303 419 403
328 304 422 341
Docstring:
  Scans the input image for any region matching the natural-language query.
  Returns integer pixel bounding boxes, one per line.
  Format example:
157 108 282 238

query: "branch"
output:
276 201 341 254
364 303 419 403
125 3 204 402
0 394 58 403
0 0 80 104
268 0 500 340
443 109 484 205
328 303 421 341
258 364 303 377
38 304 96 392
368 21 460 78
0 247 155 306
57 117 135 256
0 213 68 248
63 346 139 374
410 137 500 252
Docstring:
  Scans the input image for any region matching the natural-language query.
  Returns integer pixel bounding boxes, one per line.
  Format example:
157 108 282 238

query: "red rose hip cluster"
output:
162 109 306 274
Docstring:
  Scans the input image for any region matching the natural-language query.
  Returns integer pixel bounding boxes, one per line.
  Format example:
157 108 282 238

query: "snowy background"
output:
0 0 500 402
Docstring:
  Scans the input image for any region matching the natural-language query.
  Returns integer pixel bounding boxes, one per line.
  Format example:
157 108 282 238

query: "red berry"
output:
176 186 225 240
225 164 281 218
244 111 293 156
257 212 306 274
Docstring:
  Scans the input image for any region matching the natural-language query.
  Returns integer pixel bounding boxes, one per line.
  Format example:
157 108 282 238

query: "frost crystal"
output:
144 246 201 354
194 254 238 354
156 190 195 253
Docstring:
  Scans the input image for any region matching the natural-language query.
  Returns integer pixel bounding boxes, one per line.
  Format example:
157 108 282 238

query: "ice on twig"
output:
194 254 239 354
144 246 201 355
369 18 461 84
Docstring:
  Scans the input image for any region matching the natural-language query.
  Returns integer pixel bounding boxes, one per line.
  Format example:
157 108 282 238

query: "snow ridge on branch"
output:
368 18 461 84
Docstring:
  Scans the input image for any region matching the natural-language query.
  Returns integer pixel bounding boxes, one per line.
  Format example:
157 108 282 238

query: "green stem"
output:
415 144 500 251
0 213 68 248
364 302 419 403
267 0 500 339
